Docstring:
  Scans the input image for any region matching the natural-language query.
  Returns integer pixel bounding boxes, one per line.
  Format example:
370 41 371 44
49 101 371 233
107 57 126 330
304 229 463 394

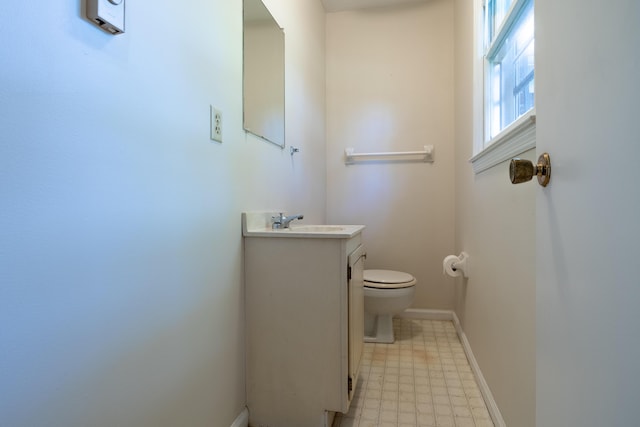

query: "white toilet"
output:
363 269 416 344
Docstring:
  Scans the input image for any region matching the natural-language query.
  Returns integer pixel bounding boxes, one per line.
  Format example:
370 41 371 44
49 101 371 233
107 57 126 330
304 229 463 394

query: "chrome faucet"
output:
272 212 304 229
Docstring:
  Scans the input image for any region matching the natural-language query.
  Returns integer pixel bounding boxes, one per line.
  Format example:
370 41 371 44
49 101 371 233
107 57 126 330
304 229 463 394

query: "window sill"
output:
470 111 536 174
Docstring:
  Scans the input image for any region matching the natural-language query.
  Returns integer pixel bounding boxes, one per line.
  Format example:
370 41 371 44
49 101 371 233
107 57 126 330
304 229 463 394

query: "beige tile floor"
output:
332 318 495 427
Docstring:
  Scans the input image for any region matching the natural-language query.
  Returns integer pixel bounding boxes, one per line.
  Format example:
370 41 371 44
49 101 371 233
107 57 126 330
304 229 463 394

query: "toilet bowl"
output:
364 269 416 344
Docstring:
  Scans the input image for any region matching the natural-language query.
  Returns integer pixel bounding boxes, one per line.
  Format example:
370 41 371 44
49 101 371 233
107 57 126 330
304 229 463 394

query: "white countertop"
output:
242 212 365 239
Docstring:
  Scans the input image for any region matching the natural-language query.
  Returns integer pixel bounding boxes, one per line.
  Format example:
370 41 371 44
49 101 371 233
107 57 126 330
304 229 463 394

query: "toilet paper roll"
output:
443 255 462 278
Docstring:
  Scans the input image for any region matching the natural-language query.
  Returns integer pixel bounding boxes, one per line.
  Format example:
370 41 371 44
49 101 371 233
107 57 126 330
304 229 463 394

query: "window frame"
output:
470 0 536 174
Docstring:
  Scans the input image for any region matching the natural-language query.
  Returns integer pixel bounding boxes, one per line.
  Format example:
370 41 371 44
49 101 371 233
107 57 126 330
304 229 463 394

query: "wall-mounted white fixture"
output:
344 145 434 164
86 0 125 35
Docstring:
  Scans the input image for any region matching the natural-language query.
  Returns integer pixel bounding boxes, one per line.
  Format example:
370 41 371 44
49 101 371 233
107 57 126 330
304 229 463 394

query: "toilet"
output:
363 269 416 344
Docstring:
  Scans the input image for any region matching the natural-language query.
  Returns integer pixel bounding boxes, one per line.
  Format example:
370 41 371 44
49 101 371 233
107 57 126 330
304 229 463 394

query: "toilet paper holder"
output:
443 252 469 278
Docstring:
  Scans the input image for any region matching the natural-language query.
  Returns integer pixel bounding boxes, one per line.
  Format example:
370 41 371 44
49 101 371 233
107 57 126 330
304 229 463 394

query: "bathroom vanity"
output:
242 213 365 427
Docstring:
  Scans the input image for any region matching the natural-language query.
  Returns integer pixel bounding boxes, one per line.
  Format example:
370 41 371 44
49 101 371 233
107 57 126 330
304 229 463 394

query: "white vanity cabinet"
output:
243 219 365 427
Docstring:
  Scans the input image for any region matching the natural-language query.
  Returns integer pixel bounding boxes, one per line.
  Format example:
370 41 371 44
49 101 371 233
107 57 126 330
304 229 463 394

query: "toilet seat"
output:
364 269 416 289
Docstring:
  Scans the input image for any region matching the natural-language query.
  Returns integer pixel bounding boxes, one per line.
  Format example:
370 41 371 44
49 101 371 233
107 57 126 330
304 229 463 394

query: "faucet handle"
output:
271 213 283 229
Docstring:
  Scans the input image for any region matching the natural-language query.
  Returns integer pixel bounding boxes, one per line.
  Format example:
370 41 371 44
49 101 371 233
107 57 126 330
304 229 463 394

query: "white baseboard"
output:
400 308 454 321
398 309 506 427
230 407 249 427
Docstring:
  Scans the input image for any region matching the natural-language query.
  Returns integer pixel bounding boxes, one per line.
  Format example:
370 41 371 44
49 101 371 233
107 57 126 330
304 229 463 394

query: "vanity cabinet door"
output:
347 244 366 403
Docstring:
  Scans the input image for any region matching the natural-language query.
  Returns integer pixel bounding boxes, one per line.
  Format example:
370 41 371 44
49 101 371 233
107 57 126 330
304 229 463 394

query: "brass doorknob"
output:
509 153 551 187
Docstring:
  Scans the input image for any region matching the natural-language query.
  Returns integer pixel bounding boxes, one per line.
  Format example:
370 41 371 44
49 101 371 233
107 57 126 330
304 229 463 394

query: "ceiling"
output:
321 0 429 13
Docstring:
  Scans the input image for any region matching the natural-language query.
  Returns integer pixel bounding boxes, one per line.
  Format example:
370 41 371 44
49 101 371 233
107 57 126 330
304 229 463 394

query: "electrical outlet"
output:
86 0 126 35
210 106 222 143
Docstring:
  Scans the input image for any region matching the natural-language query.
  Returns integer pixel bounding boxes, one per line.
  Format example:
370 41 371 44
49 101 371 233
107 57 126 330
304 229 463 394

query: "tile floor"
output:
332 318 495 427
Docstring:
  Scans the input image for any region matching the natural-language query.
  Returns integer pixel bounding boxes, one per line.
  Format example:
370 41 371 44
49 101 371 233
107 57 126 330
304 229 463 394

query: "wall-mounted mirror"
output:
243 0 285 147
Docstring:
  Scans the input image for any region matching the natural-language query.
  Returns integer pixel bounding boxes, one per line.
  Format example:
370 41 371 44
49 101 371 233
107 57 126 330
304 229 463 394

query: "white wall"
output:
0 1 326 426
325 0 456 309
453 0 536 425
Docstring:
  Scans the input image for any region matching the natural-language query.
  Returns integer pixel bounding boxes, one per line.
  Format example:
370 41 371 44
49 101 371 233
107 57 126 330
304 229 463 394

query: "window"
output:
471 0 536 173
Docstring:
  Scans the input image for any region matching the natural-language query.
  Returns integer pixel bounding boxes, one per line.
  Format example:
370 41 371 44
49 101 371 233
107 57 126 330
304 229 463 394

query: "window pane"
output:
487 0 515 44
487 0 534 139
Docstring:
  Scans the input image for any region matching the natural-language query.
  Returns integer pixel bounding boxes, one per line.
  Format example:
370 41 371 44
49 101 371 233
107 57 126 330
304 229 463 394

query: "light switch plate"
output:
86 0 125 35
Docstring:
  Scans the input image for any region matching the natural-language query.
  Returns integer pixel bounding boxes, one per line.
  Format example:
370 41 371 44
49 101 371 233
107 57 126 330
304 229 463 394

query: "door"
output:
347 244 365 404
536 1 640 425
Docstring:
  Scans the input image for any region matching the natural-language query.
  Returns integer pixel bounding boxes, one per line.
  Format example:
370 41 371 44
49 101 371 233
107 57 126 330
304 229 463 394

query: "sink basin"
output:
288 225 345 233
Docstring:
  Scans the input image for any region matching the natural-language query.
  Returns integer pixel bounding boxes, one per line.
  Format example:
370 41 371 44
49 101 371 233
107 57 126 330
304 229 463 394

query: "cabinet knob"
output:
509 153 551 187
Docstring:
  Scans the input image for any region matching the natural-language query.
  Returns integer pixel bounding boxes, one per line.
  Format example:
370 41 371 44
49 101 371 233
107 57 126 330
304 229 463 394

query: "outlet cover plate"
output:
86 0 125 34
210 106 222 143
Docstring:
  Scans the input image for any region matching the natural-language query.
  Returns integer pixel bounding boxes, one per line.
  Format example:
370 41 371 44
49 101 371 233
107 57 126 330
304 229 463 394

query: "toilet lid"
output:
364 269 416 289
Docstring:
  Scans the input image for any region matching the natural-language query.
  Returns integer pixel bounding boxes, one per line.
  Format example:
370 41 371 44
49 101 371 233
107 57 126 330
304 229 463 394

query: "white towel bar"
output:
344 145 434 164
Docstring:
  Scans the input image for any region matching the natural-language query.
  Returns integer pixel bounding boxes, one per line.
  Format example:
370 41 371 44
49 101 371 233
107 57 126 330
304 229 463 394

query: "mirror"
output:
243 0 285 147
